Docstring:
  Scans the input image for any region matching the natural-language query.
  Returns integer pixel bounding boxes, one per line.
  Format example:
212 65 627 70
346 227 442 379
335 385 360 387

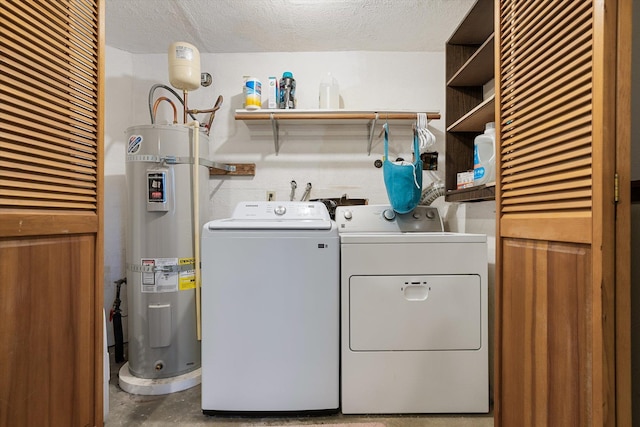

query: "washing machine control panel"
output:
231 201 331 221
336 205 444 233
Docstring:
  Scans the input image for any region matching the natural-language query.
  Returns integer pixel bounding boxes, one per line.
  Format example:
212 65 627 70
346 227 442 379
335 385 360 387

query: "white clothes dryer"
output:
201 201 339 415
336 205 489 414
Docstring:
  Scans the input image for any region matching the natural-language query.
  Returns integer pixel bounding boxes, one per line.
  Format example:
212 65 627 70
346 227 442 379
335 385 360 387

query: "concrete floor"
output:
106 348 493 427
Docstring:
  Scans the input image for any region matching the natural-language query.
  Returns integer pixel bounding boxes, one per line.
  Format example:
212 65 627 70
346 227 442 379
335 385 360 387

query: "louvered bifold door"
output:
0 1 104 425
0 0 100 231
496 0 620 426
499 0 594 241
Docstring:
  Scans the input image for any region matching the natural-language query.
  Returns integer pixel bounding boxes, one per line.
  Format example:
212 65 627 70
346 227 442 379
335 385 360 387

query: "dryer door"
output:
349 275 481 351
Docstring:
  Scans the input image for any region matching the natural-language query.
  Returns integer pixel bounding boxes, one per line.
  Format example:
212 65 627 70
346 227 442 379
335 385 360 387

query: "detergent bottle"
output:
473 122 496 186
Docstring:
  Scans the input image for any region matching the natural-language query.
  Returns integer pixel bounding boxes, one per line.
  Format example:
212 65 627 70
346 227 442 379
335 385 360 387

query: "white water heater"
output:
124 124 208 380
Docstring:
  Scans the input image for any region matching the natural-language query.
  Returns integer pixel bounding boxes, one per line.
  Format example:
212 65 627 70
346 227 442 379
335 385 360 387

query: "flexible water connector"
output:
147 83 197 124
152 97 178 124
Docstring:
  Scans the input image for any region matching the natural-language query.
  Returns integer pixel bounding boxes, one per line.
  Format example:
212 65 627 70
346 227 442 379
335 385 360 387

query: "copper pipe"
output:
205 95 223 136
152 96 178 124
188 106 221 114
183 90 189 123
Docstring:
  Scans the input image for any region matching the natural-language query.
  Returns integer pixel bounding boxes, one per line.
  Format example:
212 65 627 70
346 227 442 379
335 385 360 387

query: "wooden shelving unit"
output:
235 109 441 155
445 0 495 202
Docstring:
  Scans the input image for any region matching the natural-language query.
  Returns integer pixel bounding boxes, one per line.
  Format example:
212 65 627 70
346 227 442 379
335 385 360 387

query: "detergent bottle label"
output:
473 144 485 180
473 130 495 185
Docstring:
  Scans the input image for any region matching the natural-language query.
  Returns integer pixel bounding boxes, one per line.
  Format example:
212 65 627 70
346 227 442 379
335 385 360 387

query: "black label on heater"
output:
148 172 166 203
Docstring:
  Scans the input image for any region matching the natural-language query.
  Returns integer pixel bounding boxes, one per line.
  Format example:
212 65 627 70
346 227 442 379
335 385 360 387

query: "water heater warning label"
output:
141 259 155 286
179 257 196 290
141 258 178 293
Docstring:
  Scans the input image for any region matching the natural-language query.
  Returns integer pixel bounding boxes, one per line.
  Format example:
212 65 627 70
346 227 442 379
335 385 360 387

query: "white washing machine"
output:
336 205 488 414
200 201 339 415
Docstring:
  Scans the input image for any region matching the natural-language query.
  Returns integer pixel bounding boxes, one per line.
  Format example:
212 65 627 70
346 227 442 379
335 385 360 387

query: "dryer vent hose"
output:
420 181 446 206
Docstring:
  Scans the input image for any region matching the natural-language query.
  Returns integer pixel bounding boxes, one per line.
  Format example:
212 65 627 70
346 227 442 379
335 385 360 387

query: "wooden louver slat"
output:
502 169 591 191
2 83 97 126
4 82 97 129
1 57 97 115
0 170 96 190
2 147 96 178
0 141 96 169
0 32 97 89
2 6 97 79
0 0 99 213
499 0 593 217
1 123 97 155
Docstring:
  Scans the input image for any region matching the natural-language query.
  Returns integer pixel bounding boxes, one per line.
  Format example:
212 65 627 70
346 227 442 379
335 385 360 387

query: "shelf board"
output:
236 109 441 155
447 34 494 87
445 184 495 202
235 109 441 124
446 95 495 132
447 0 494 45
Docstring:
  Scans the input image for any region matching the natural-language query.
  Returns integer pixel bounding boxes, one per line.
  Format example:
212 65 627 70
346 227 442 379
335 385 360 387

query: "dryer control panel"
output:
335 205 444 233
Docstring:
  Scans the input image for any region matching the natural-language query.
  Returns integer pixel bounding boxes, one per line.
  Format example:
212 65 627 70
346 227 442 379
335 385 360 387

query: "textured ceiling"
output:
105 0 476 54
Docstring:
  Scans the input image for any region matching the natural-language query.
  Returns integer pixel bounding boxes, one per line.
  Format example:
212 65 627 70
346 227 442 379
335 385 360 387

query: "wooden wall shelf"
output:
235 109 441 155
235 109 441 122
209 163 256 176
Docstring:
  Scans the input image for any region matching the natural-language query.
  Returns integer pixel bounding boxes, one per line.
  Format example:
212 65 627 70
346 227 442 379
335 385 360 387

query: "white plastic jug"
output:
473 122 496 186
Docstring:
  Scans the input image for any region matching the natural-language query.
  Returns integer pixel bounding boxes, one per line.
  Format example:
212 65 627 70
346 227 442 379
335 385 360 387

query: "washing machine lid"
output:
207 201 333 230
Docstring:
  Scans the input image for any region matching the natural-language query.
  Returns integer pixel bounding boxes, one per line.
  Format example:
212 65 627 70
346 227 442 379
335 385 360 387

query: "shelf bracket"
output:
270 113 280 155
199 158 237 172
366 113 379 156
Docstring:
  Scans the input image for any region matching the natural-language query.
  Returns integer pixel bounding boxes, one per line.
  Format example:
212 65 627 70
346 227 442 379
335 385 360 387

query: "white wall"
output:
104 48 497 364
104 46 134 345
131 51 447 219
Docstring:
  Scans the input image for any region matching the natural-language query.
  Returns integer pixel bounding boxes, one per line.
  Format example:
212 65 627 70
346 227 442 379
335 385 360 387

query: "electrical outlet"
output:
266 191 276 201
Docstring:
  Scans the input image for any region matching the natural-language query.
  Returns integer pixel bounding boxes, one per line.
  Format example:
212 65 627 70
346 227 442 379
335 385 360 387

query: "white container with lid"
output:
473 122 496 186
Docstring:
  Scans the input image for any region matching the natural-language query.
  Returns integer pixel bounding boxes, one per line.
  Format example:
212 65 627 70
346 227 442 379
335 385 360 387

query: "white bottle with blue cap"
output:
473 122 496 186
